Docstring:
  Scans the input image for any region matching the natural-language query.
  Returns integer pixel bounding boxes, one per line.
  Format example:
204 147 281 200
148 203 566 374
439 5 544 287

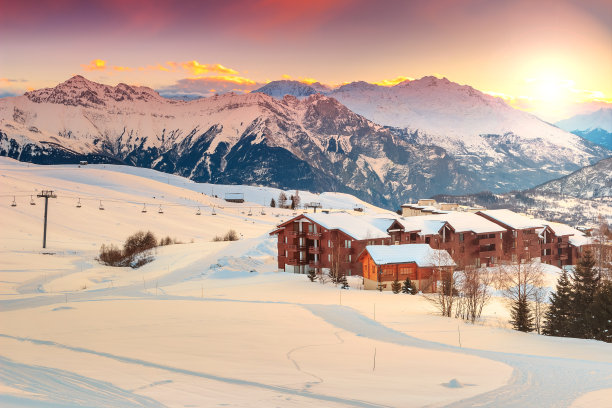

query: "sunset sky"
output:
1 0 610 121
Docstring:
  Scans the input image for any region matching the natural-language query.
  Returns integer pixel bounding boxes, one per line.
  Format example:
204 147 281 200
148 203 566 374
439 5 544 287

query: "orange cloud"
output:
200 75 257 85
167 61 238 76
373 76 413 86
81 59 107 71
112 66 133 72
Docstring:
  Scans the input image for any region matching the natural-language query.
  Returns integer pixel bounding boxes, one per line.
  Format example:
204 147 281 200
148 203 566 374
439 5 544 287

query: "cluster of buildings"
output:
270 201 591 291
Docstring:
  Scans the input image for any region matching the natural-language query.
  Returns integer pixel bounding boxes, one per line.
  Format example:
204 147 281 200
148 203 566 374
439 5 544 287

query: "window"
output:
347 269 352 276
328 240 333 247
512 240 516 248
344 240 351 248
459 233 464 242
284 236 287 243
284 250 288 257
513 230 517 238
512 254 517 262
328 254 331 262
475 258 481 267
347 254 352 262
425 237 430 244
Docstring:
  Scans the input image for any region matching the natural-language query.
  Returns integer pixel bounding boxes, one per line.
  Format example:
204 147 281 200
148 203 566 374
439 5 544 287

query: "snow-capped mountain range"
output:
555 108 612 151
532 157 612 199
0 75 609 209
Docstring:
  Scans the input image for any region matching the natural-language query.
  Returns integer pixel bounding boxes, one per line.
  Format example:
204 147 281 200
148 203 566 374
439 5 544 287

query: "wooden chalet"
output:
358 244 455 292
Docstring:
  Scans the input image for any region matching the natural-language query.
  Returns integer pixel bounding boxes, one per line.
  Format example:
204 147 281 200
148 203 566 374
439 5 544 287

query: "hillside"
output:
1 76 609 211
256 77 610 192
556 108 612 150
1 158 612 407
531 157 612 199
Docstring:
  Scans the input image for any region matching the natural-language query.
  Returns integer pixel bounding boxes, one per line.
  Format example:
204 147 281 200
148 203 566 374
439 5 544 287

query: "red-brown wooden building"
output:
269 212 393 276
476 210 542 263
358 244 455 292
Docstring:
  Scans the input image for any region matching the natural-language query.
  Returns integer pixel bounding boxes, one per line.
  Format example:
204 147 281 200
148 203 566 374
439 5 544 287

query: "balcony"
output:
478 237 497 245
285 244 297 251
559 243 569 249
309 260 321 268
286 230 305 237
306 232 322 239
479 250 497 257
287 258 309 265
309 246 322 254
560 254 568 260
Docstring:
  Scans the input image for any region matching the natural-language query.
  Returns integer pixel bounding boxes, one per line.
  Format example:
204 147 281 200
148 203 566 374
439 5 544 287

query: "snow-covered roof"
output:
425 212 505 234
396 212 504 234
365 244 455 267
395 217 447 235
569 235 591 247
305 212 392 240
478 209 544 230
540 220 584 237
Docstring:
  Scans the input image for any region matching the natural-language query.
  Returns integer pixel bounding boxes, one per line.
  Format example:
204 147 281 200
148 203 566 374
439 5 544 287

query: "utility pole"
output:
37 190 57 248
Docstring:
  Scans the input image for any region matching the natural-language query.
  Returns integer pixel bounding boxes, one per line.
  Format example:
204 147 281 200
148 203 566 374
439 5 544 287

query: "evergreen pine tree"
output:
270 198 276 208
571 251 599 338
402 277 413 294
340 274 349 289
543 269 573 337
510 296 534 332
391 279 401 294
307 269 316 282
589 280 612 343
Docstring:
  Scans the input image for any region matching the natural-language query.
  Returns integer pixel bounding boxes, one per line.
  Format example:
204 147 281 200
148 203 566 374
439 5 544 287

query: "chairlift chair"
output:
11 196 17 207
196 207 201 215
141 203 147 213
158 205 164 214
99 200 104 210
247 208 252 216
76 198 82 208
260 208 266 215
211 206 217 215
30 195 36 205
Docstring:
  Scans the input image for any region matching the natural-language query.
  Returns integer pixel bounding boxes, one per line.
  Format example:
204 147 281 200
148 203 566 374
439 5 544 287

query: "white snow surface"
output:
365 244 455 267
304 212 394 240
1 158 611 408
556 108 612 132
478 209 545 230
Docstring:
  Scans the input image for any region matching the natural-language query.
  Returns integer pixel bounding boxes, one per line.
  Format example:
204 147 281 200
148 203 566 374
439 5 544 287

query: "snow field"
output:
1 158 611 407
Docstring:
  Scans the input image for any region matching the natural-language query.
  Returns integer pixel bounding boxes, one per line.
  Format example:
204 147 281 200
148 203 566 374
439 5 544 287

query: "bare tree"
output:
532 284 548 334
592 214 611 281
425 250 457 317
497 259 545 328
455 266 493 323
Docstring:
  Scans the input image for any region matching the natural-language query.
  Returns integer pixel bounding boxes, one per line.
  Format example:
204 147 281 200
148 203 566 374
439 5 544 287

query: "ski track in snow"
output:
2 237 612 407
0 355 165 408
0 334 389 408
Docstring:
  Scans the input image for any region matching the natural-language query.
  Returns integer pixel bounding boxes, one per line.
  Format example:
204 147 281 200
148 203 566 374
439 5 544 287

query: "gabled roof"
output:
303 212 392 240
427 212 506 234
477 209 544 230
363 244 455 267
394 217 447 236
540 220 584 237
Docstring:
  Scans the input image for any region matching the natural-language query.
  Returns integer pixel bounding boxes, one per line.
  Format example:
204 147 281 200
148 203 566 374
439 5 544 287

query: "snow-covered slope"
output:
256 77 609 191
0 76 476 209
556 108 612 133
556 108 612 150
1 76 608 210
532 157 612 199
2 157 612 407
